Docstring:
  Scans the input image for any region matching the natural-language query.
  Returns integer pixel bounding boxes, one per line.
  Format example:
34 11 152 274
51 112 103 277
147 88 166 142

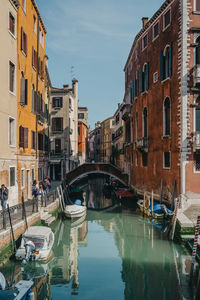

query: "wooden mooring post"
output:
169 197 180 241
189 215 200 285
151 190 154 217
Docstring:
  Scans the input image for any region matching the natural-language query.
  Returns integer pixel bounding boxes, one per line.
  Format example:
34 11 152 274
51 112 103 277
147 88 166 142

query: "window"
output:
31 131 36 149
52 97 63 108
164 152 170 168
78 127 80 136
9 117 15 146
55 139 61 153
52 118 63 132
142 152 148 167
21 27 27 55
83 127 85 136
195 97 200 131
32 47 37 69
164 97 170 135
19 126 28 148
142 34 148 50
143 107 148 138
38 168 43 181
134 71 139 97
163 9 171 29
39 27 44 47
38 133 43 151
153 72 158 83
33 14 36 33
115 114 119 124
78 113 84 119
10 167 15 187
194 151 200 171
160 44 173 81
9 12 15 36
195 37 200 65
9 61 15 93
153 22 159 40
195 0 200 11
20 74 28 105
141 63 149 92
22 0 26 12
32 169 35 182
21 169 25 188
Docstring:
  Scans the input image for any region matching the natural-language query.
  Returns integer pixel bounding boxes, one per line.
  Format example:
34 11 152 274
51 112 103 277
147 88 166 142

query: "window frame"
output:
21 27 27 56
142 34 148 51
21 168 25 188
9 166 16 187
33 14 37 34
194 0 200 12
152 22 159 41
8 11 16 38
8 116 16 147
163 97 171 136
163 8 171 31
22 0 26 13
194 150 200 173
163 152 171 169
9 60 16 95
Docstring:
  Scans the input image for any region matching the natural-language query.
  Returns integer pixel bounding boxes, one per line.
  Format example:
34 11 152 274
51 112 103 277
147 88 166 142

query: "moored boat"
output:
15 226 54 263
137 199 173 219
64 204 87 219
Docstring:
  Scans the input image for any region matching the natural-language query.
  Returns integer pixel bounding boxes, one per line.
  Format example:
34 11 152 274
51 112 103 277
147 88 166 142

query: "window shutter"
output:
140 68 143 93
169 43 173 77
25 32 27 55
160 50 164 81
19 126 24 148
21 27 23 51
25 79 28 105
20 77 25 105
132 80 134 100
52 118 56 131
61 118 63 131
32 89 34 112
24 128 28 148
136 71 139 96
130 84 132 103
146 62 149 91
52 98 55 108
60 97 63 108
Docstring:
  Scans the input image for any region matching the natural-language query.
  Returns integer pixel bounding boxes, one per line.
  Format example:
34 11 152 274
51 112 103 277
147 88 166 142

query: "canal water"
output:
0 175 194 299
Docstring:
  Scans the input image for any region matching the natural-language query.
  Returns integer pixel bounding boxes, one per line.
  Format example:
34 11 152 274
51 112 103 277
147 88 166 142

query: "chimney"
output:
142 17 148 28
72 78 78 99
63 84 69 90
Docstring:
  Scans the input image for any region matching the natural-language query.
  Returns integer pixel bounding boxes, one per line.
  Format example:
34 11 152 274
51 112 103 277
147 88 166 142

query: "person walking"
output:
38 182 44 207
0 184 8 229
32 180 39 212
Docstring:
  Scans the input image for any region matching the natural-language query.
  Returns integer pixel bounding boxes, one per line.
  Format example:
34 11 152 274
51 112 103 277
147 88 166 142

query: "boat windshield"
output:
23 237 45 250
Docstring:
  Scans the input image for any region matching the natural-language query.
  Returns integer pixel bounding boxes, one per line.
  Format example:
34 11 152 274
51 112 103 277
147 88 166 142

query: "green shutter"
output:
140 68 143 93
169 43 173 77
146 62 149 91
130 84 132 103
136 71 139 96
160 50 164 81
132 80 134 101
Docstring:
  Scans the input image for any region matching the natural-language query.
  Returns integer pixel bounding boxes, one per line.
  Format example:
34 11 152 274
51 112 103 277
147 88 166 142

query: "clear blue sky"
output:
37 0 164 128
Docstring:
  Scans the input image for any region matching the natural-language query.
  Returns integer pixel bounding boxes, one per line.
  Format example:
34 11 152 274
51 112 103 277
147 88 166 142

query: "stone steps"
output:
40 209 55 225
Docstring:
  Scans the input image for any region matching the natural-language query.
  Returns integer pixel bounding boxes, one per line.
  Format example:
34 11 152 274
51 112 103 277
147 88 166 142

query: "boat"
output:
0 273 34 300
15 226 54 263
64 204 87 219
137 199 173 219
114 188 136 200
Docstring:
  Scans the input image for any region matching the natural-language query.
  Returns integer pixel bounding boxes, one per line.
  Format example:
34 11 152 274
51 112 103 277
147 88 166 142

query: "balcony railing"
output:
136 137 148 152
193 131 200 149
122 104 131 121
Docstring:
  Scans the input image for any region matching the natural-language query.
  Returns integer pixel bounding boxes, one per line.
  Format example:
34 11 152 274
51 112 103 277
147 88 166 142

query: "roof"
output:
124 0 174 71
23 226 52 238
78 107 88 111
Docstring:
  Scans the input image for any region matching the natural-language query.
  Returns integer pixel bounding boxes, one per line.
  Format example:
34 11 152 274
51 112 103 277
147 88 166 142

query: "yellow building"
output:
100 117 114 163
17 0 47 202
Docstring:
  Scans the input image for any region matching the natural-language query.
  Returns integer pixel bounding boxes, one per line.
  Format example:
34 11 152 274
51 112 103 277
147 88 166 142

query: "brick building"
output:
124 0 200 205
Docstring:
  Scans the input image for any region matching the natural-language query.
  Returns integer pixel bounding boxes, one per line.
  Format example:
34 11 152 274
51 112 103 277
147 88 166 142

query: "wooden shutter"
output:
160 50 164 81
52 118 56 131
52 98 55 108
32 89 34 112
136 71 139 96
24 128 28 148
169 43 173 77
21 27 23 51
140 68 143 93
34 91 37 113
132 80 134 100
25 79 28 105
146 62 149 91
24 32 27 55
60 97 63 108
19 126 24 148
20 77 25 105
61 118 63 131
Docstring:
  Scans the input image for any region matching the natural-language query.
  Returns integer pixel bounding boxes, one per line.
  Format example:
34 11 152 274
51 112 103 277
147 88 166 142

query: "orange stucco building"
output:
17 0 47 202
78 121 87 165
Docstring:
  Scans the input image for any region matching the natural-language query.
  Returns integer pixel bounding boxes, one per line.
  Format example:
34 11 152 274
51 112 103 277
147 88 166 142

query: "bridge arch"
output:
65 163 129 186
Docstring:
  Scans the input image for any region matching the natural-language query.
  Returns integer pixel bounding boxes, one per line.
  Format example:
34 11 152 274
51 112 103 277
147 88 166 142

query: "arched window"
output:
164 97 170 135
195 36 200 65
143 107 148 138
195 96 200 131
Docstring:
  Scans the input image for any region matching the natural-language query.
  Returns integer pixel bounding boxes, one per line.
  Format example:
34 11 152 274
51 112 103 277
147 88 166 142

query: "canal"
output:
0 175 194 299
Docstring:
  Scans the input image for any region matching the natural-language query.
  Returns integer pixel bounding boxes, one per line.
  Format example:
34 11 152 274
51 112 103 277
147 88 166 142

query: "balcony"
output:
122 104 131 121
193 132 200 149
136 137 148 152
50 150 65 157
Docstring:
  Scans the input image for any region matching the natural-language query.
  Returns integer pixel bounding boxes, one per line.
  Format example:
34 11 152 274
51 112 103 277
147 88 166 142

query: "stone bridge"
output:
65 163 129 186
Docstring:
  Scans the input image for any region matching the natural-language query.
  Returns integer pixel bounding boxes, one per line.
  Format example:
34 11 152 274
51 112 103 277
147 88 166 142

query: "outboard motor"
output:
161 204 169 217
23 240 35 265
0 272 7 290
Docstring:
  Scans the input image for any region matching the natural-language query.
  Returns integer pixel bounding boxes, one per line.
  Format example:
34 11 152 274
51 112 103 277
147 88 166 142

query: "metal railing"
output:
0 189 58 232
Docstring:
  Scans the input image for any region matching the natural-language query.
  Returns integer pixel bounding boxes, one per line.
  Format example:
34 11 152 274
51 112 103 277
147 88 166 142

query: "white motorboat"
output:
64 204 87 219
15 226 54 263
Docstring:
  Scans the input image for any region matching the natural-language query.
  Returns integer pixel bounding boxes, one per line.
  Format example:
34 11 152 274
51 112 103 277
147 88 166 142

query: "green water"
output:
0 176 192 299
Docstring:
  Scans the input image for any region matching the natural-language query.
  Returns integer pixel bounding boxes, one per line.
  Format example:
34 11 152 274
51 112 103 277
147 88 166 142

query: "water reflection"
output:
0 176 193 299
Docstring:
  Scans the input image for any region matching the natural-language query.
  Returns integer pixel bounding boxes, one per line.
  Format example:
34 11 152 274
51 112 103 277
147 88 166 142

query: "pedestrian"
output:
32 180 39 212
43 177 51 194
0 184 8 229
38 182 44 207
